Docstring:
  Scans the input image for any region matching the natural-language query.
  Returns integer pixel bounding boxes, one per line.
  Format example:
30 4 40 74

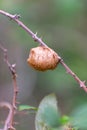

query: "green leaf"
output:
60 115 70 125
18 105 37 111
70 104 87 129
35 94 61 130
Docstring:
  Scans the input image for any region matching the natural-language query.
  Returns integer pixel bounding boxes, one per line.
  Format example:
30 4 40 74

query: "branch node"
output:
11 64 16 68
9 64 16 76
8 125 15 130
80 81 86 88
13 105 17 110
32 32 38 42
13 14 21 19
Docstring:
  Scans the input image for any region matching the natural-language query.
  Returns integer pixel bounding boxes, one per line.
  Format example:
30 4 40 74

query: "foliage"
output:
35 94 78 130
70 104 87 130
18 105 37 111
35 94 61 130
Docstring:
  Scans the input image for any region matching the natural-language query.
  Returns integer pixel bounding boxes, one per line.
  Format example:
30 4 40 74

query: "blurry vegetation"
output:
0 0 87 130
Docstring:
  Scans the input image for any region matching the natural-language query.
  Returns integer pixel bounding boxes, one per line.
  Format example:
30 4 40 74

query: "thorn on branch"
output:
80 81 86 88
13 14 21 19
10 64 16 75
9 14 21 21
32 32 38 42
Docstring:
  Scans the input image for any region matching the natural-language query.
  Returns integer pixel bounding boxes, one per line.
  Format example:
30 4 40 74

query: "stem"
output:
60 59 87 92
0 102 12 130
9 73 18 130
0 43 18 130
0 10 87 92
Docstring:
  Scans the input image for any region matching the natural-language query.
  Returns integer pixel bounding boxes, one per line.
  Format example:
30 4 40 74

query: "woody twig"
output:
0 43 18 130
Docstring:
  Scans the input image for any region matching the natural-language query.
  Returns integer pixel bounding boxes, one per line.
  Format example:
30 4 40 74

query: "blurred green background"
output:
0 0 87 129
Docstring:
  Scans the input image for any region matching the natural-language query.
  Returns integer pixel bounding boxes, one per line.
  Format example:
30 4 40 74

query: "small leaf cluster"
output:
19 94 84 130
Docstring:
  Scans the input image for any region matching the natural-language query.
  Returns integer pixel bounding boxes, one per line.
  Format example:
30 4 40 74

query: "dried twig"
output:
0 10 87 92
0 43 18 130
0 102 13 130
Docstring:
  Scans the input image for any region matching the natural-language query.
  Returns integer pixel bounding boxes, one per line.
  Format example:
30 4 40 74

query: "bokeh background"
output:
0 0 87 129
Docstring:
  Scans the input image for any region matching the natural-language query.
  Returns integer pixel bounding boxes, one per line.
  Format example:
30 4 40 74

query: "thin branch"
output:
0 10 87 92
0 10 47 47
60 59 87 92
10 72 18 130
0 102 13 130
0 43 18 130
0 44 16 75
